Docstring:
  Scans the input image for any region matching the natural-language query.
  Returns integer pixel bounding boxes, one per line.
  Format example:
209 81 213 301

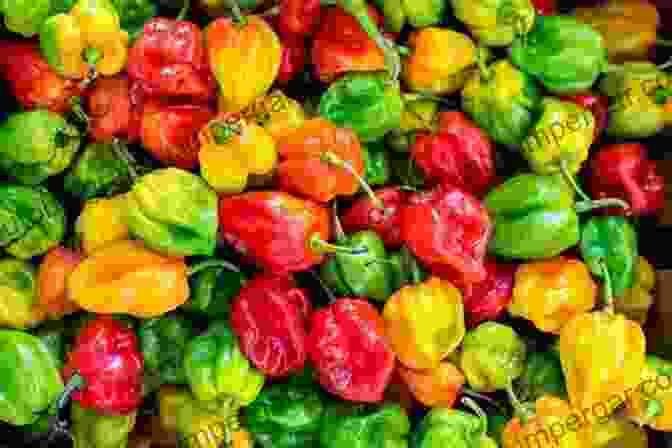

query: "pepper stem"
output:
111 138 139 181
56 373 84 412
331 201 346 241
559 161 591 202
506 382 534 424
402 93 456 107
320 151 385 210
575 198 630 213
69 96 89 131
461 397 489 434
657 56 672 70
176 0 190 21
642 398 664 423
259 5 280 17
475 47 491 80
462 388 509 416
599 259 615 314
187 259 241 276
309 234 368 256
223 0 247 26
397 45 411 56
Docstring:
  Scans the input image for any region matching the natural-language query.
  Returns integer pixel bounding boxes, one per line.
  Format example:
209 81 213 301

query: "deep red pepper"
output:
400 183 492 286
0 40 83 114
230 274 312 378
308 298 395 403
127 18 216 103
559 93 608 142
531 0 557 15
62 316 143 415
277 0 322 37
460 259 517 328
276 34 307 85
587 143 665 216
340 187 409 249
412 111 496 197
86 76 142 143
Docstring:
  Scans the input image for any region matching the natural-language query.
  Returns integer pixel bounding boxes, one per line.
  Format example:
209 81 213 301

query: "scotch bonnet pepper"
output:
139 312 195 385
276 0 321 37
184 261 246 318
71 402 137 448
74 194 129 255
86 75 142 144
398 360 465 408
36 246 82 320
517 350 567 402
626 354 672 431
362 141 391 187
616 256 655 325
371 0 446 32
560 92 609 142
461 259 516 328
0 0 51 36
386 96 439 152
0 258 46 330
450 0 536 47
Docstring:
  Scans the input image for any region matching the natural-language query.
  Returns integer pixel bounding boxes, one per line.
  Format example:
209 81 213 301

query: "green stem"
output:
657 56 672 70
260 5 280 17
69 96 89 130
462 389 509 416
461 397 489 434
575 198 630 213
599 259 614 314
223 0 247 25
111 138 139 181
309 234 368 256
320 151 386 211
176 0 190 21
559 161 591 202
476 50 491 80
402 93 456 107
332 201 346 241
397 45 410 56
506 383 533 424
187 259 241 276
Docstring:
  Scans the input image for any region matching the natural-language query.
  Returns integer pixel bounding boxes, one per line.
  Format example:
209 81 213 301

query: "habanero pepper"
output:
277 0 322 37
398 360 465 408
86 75 142 143
559 92 609 142
461 259 516 328
36 246 83 320
616 256 656 325
276 33 307 85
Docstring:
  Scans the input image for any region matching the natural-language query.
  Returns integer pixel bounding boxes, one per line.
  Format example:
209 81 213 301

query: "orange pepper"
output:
36 246 82 319
398 361 465 408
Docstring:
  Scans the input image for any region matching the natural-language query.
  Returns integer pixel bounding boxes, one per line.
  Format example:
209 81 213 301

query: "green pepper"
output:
0 329 64 425
362 141 391 187
71 401 137 448
486 412 509 447
0 110 81 185
0 184 66 260
139 311 195 386
449 0 535 47
386 96 439 152
516 350 567 402
510 15 608 95
126 168 219 257
0 0 51 36
183 261 246 318
320 402 411 448
110 0 156 38
388 246 428 293
183 320 265 407
31 321 68 370
459 322 526 393
319 72 404 143
580 215 638 300
371 0 446 33
0 257 45 330
462 60 541 148
245 382 325 448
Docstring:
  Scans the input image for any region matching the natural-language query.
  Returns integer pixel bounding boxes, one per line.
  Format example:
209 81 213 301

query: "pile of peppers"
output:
0 0 670 447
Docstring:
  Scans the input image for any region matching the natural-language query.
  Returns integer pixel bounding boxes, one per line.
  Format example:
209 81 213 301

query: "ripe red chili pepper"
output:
0 41 83 114
62 316 143 415
559 93 608 142
127 18 216 103
86 76 142 143
400 183 492 286
341 187 409 248
308 298 395 402
412 111 496 196
276 34 307 85
531 0 557 15
277 0 322 37
587 143 665 216
231 274 312 378
460 259 517 328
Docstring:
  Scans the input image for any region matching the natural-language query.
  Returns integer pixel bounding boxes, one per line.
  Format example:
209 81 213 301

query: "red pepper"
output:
460 259 516 328
62 316 143 415
218 191 331 275
559 93 608 142
140 101 214 169
230 274 312 378
276 34 307 85
400 183 492 286
0 41 83 114
587 143 665 216
308 298 395 402
127 18 216 103
86 76 142 143
412 111 496 196
277 0 322 37
340 187 409 248
531 0 557 15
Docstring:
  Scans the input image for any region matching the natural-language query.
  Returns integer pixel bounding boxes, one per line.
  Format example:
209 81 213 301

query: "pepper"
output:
109 0 156 38
36 246 82 320
242 90 306 141
516 350 568 402
71 402 137 448
138 312 195 385
184 261 246 318
67 239 190 318
275 33 307 85
450 0 536 47
245 382 324 448
0 0 51 36
0 109 81 185
580 215 638 299
39 0 129 80
126 168 219 257
508 257 597 334
308 297 396 402
319 72 403 143
532 0 556 15
86 75 142 143
371 0 446 33
0 41 83 114
74 194 130 255
625 354 672 431
362 141 391 187
319 402 410 448
398 360 465 408
0 329 64 425
403 28 478 95
399 183 491 286
31 320 68 372
587 143 665 217
231 274 312 378
559 93 609 142
0 257 46 330
585 414 648 448
206 3 282 113
383 277 465 370
276 0 321 37
412 111 496 196
388 246 428 293
184 320 265 406
386 96 439 152
62 316 144 414
0 184 66 260
510 15 608 95
461 259 516 328
219 191 331 275
197 113 277 194
616 256 655 325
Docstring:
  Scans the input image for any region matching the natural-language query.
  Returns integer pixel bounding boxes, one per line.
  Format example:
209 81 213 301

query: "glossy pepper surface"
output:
276 0 321 37
274 33 307 85
74 195 129 255
616 256 656 325
139 312 195 385
0 258 47 330
71 401 137 448
362 141 391 187
308 298 395 402
63 316 144 414
242 90 306 141
36 246 82 320
384 277 465 370
626 354 672 431
461 259 516 328
371 0 446 32
0 0 51 36
398 360 465 408
560 92 609 142
517 350 567 402
450 0 535 47
86 75 142 143
508 257 597 334
412 401 498 448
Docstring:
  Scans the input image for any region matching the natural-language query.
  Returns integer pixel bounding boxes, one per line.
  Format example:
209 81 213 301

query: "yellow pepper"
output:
197 113 277 194
584 413 648 448
75 194 130 255
615 256 655 325
508 257 597 334
241 90 306 141
625 355 672 431
383 277 466 370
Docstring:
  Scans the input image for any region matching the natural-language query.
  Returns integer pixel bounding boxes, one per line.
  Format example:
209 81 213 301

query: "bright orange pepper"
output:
36 246 82 319
398 361 465 408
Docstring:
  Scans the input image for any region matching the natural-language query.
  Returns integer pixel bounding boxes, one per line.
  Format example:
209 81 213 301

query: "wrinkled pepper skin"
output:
460 322 526 392
71 402 137 448
277 0 322 37
508 257 597 334
74 194 129 255
242 90 306 141
308 298 395 403
412 405 497 448
461 259 516 328
67 239 190 318
517 350 568 402
383 277 466 370
231 275 311 378
450 0 536 47
0 258 45 330
0 184 66 260
320 402 410 448
219 191 331 275
386 97 439 153
398 360 465 408
559 310 646 412
0 329 64 426
484 173 580 260
36 246 82 320
400 184 491 286
86 75 142 143
184 262 246 318
63 316 144 414
560 93 609 142
616 256 655 325
184 320 265 406
587 143 665 217
245 382 324 448
510 15 608 95
139 312 195 385
341 187 409 248
0 109 81 185
626 355 672 431
375 0 446 32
